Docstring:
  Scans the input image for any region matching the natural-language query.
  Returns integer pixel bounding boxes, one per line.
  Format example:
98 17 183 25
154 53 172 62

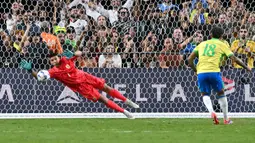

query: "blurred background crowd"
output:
0 0 254 69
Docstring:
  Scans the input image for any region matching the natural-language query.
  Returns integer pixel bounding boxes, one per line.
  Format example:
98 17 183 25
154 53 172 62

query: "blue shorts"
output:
197 72 224 95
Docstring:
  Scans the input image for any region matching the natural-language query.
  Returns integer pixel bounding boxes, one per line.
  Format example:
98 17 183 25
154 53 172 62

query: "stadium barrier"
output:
0 68 254 118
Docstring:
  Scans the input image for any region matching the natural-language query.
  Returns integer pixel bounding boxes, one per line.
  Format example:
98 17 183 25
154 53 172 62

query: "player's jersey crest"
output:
66 64 71 69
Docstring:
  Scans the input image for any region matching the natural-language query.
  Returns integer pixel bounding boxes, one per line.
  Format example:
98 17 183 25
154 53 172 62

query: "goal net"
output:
0 0 255 119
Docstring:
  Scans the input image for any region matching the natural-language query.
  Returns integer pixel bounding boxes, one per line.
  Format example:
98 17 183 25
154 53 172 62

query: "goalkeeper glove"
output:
19 59 32 72
62 49 74 59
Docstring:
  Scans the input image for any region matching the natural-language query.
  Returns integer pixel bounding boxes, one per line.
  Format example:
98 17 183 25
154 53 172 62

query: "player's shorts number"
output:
203 44 216 57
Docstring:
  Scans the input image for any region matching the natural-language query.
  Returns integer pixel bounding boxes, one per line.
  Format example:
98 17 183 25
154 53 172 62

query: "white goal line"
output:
0 113 255 119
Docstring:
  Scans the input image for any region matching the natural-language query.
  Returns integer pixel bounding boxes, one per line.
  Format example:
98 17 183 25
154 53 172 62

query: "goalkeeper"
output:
188 26 251 125
20 50 139 119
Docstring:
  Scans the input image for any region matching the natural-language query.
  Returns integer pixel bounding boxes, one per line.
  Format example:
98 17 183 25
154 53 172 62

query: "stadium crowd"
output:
0 0 254 69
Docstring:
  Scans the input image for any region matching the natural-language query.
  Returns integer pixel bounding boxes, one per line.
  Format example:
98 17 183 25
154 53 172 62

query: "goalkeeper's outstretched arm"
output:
19 59 39 80
31 70 38 80
74 51 83 57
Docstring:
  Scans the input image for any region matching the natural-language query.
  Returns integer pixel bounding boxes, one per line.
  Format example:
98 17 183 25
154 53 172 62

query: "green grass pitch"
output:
0 118 254 143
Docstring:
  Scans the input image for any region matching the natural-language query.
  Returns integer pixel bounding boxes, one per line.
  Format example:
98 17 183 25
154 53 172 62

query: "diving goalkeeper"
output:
20 50 139 119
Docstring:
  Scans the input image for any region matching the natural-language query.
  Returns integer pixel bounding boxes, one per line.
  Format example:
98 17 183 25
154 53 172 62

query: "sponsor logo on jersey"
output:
66 64 70 69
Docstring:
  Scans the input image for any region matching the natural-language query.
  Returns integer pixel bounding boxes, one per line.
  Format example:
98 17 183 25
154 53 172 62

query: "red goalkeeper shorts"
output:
76 73 105 102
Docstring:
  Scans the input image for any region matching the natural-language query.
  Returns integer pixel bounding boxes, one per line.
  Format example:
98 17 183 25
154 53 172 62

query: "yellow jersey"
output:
230 40 255 68
219 40 231 66
193 38 233 74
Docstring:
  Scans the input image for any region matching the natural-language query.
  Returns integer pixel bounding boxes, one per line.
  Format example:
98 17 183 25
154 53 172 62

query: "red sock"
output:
108 89 127 102
106 100 124 113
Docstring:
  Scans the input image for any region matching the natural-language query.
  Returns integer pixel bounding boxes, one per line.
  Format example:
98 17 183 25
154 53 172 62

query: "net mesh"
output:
0 0 255 117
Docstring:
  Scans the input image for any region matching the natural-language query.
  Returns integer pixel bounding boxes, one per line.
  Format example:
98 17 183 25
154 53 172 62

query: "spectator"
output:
25 32 50 70
167 7 180 30
141 45 157 68
38 7 49 26
65 26 77 50
191 0 208 10
97 15 110 29
112 7 136 37
242 12 255 39
96 25 109 52
68 0 101 21
158 0 179 13
80 46 98 68
142 31 158 52
95 15 111 37
16 11 41 38
121 33 136 68
89 0 135 25
84 31 98 53
180 17 195 38
110 31 120 52
141 31 158 68
0 30 20 68
12 24 31 54
98 45 122 68
190 2 209 25
235 1 246 21
0 21 31 68
54 26 73 52
226 7 237 23
179 1 190 21
40 21 63 54
208 0 223 18
145 2 179 38
181 32 204 66
58 5 89 40
231 26 255 68
158 37 183 68
6 1 24 33
216 13 238 42
172 28 184 46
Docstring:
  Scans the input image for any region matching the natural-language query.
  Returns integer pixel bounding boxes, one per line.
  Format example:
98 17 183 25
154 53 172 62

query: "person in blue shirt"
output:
191 0 208 10
181 32 204 66
158 0 179 13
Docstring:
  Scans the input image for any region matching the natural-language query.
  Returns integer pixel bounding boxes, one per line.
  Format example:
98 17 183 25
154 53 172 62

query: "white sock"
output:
218 97 228 120
203 96 214 114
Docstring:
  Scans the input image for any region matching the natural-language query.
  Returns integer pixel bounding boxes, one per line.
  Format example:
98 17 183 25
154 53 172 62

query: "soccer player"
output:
20 50 139 119
188 26 251 125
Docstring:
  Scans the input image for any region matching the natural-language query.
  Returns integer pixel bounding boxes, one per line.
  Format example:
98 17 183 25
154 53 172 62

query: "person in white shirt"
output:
99 45 122 68
89 0 135 25
58 6 88 41
97 15 110 27
68 0 101 21
6 2 24 34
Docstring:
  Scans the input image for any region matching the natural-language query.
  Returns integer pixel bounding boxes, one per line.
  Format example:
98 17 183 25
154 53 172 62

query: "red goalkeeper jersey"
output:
48 57 87 90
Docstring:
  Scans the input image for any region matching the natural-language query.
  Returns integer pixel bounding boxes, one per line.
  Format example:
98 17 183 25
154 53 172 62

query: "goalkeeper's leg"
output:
98 95 135 119
77 85 134 119
102 84 140 109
